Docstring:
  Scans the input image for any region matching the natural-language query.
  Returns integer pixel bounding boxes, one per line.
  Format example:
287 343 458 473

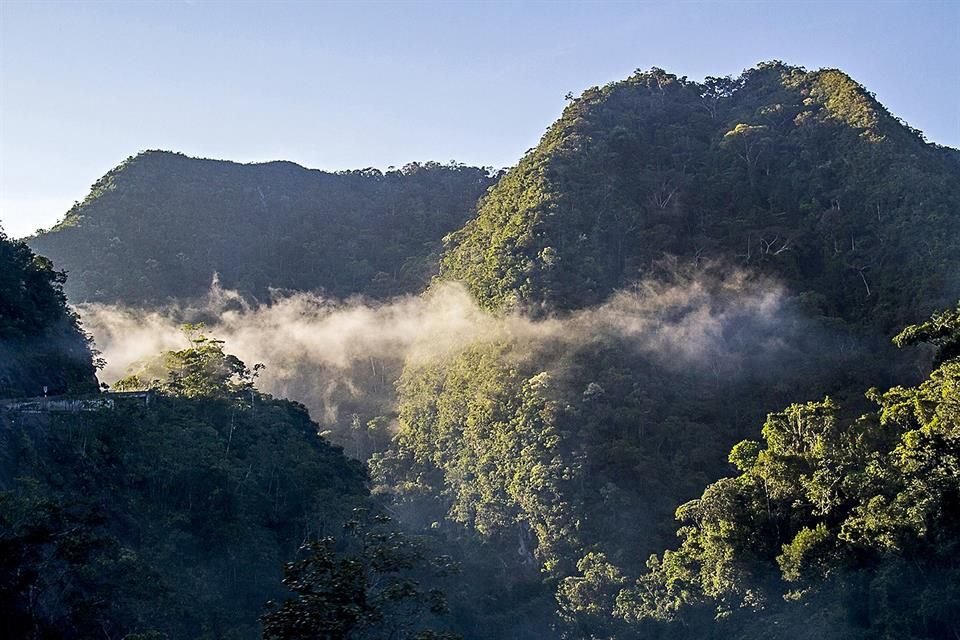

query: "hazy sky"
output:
1 0 958 238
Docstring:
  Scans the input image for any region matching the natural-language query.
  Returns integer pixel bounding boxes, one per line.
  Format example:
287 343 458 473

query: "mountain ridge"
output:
439 62 960 330
30 150 497 304
6 61 959 639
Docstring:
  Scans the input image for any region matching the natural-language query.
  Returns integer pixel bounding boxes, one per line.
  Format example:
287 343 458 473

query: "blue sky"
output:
1 0 958 238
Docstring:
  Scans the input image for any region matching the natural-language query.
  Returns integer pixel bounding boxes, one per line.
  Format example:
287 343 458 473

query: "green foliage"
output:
621 306 960 638
114 324 263 398
0 479 165 639
439 64 960 329
380 277 884 638
262 512 460 640
893 300 960 364
28 152 496 304
0 229 98 397
0 390 368 638
556 552 628 638
8 61 960 640
388 344 583 574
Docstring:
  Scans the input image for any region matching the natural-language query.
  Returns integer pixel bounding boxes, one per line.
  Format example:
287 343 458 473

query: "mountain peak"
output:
440 63 960 327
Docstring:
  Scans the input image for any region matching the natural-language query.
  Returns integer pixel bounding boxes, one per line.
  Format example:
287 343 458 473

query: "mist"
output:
78 266 845 435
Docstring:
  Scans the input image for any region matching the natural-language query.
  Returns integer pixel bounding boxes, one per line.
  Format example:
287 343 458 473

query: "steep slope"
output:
29 151 495 304
0 393 369 639
0 229 98 397
440 62 960 329
381 63 960 637
0 250 370 638
383 270 894 618
616 305 960 640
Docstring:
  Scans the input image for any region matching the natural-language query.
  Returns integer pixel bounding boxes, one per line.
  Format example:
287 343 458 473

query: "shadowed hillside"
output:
30 152 496 304
0 229 98 397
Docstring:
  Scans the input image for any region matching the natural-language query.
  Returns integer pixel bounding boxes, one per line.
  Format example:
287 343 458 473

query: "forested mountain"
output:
377 63 960 638
28 151 495 304
0 230 98 397
2 61 958 640
619 306 960 639
379 269 913 639
0 257 374 637
440 62 960 329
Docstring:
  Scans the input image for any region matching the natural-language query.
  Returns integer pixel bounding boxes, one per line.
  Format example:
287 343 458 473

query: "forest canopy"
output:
3 61 959 640
29 153 496 305
0 228 98 397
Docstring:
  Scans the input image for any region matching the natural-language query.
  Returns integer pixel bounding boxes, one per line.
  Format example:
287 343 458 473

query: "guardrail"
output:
0 391 154 413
